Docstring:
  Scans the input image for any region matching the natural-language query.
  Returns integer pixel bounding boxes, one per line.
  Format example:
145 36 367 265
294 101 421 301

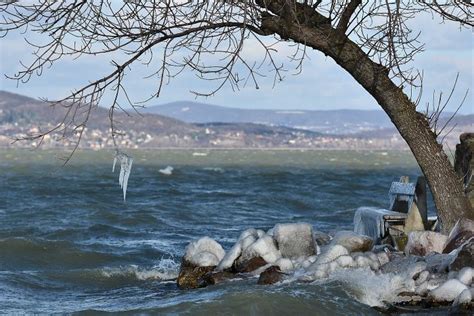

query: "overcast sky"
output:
1 10 472 113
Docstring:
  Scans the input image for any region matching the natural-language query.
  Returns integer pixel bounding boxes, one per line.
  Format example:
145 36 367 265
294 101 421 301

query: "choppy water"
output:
0 149 431 315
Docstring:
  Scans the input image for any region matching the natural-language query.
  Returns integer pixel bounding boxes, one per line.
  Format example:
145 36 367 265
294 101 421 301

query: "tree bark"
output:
260 6 473 232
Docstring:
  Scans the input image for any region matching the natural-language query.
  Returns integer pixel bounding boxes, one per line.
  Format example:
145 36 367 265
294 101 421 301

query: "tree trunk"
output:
260 8 473 232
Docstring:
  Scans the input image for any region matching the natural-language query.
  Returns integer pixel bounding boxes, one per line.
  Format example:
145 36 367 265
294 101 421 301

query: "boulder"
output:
453 289 472 306
200 270 237 286
234 256 267 273
240 234 281 264
273 223 317 258
177 260 216 289
429 279 469 302
313 230 331 246
330 231 373 253
216 242 241 271
275 257 294 272
449 238 474 271
312 244 349 266
456 267 472 286
257 266 284 285
184 237 225 267
443 218 474 254
404 231 448 256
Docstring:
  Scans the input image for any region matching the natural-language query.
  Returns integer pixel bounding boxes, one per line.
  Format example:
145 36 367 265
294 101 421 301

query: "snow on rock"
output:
273 223 317 259
330 231 373 253
404 231 447 256
456 267 472 286
275 257 294 272
316 244 349 265
184 237 225 267
216 242 241 271
453 289 472 305
240 234 281 264
429 279 469 302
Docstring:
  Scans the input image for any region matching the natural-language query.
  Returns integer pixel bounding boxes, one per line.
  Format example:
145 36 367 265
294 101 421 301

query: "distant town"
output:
0 91 471 151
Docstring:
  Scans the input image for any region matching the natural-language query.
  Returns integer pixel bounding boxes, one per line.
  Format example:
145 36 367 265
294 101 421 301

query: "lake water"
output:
0 149 430 315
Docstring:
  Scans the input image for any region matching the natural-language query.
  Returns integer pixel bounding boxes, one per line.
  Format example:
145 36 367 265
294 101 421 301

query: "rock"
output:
275 257 294 272
240 235 257 251
177 260 216 289
443 218 474 253
313 230 331 246
313 244 349 265
273 223 317 258
330 231 373 253
257 266 284 285
453 288 472 306
429 279 469 302
184 237 225 267
456 267 472 286
404 231 448 256
241 234 281 264
216 242 242 271
234 256 267 273
336 255 355 268
449 238 474 271
200 270 237 286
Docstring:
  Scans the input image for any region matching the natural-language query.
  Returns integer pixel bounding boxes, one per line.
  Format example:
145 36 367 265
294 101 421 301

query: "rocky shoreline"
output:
176 219 473 313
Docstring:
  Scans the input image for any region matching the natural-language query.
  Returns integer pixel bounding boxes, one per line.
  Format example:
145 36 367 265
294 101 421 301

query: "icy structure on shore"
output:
178 220 474 310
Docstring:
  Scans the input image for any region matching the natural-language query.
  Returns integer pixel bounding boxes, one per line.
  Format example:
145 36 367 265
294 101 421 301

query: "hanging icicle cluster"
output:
112 151 133 201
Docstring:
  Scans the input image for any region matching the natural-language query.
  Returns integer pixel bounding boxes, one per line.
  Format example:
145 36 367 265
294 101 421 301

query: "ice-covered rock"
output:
184 237 225 267
238 228 259 242
330 231 373 253
429 279 469 302
453 288 472 305
449 238 474 271
273 223 317 259
275 257 294 272
404 231 447 256
216 242 242 271
456 267 472 286
313 230 331 246
443 218 474 253
312 244 349 266
240 234 281 264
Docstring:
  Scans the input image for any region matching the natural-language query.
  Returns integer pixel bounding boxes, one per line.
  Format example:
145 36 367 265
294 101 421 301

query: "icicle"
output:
112 151 133 201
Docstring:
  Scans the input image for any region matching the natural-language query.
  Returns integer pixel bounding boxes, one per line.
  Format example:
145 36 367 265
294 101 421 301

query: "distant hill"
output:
143 101 467 135
143 101 395 134
0 91 325 149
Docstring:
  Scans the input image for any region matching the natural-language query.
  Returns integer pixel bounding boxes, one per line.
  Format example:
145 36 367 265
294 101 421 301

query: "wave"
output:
0 237 121 270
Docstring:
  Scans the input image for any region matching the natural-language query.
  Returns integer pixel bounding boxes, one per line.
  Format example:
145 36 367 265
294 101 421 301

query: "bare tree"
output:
1 0 472 231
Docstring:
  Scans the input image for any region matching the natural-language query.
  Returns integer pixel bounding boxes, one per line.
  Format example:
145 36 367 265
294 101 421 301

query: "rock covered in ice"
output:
456 267 472 286
234 256 267 273
239 234 281 265
429 279 469 302
314 244 349 265
216 242 242 271
449 238 474 271
453 289 472 305
443 218 474 253
273 223 317 258
313 230 331 246
330 231 373 253
404 231 447 256
184 237 225 267
275 257 294 272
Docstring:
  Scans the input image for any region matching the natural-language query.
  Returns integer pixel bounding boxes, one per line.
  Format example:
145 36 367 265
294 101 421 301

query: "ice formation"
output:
112 151 133 201
354 207 406 242
184 237 225 267
429 279 469 302
273 223 316 258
